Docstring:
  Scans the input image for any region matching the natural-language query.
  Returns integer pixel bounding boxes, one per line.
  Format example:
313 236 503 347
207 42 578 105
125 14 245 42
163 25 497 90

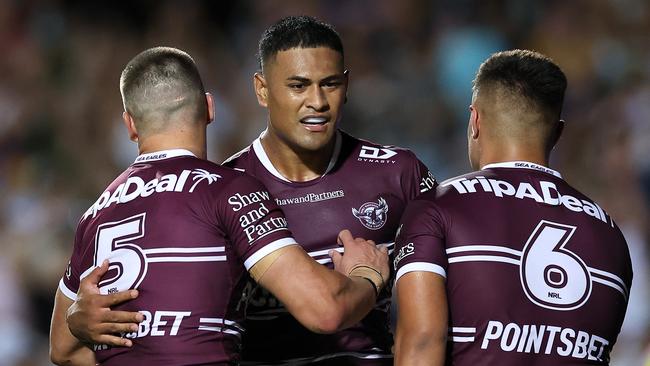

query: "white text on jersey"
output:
83 170 192 220
442 177 610 225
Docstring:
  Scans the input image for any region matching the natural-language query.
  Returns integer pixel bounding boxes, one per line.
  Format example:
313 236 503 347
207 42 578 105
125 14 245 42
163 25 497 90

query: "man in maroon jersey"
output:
221 16 434 365
64 17 435 365
393 49 633 365
49 46 389 366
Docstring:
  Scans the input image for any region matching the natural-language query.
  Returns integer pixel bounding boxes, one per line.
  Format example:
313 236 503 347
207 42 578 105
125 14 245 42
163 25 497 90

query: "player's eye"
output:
322 81 342 88
288 83 306 90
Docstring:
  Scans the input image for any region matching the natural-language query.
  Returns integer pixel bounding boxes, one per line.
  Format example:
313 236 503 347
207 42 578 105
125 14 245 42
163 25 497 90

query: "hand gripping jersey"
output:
223 130 435 365
394 161 633 365
59 149 297 365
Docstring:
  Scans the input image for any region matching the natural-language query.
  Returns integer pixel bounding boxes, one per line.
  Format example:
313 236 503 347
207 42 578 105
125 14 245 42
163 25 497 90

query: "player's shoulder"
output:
341 130 421 167
185 156 262 190
222 144 253 171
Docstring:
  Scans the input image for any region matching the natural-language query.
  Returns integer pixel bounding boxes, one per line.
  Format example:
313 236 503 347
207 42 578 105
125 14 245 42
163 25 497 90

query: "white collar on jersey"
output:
481 161 562 178
252 130 343 182
133 149 196 164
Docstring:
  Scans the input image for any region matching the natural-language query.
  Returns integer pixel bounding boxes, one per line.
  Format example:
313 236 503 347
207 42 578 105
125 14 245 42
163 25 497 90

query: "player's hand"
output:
66 260 144 347
329 230 390 290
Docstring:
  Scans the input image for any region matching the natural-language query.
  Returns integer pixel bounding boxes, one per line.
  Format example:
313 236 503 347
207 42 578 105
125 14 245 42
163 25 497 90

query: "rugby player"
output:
64 17 435 365
49 46 389 365
393 49 633 365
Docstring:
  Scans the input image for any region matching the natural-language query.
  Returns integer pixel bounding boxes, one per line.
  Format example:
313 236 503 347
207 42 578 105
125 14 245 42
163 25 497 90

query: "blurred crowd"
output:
1 0 648 365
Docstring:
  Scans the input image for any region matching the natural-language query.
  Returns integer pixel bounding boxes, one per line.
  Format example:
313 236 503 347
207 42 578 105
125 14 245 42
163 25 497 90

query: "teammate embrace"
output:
49 16 631 366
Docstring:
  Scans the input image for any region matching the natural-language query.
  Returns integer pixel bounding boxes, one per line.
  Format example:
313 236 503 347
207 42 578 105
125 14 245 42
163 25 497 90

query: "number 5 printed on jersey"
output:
94 213 148 295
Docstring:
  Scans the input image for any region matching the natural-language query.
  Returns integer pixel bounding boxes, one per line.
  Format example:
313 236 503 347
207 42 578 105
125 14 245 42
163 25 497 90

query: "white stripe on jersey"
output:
244 238 298 270
588 267 629 298
199 317 245 332
395 262 446 283
451 336 475 342
451 327 477 333
58 279 78 301
198 326 242 338
310 242 395 265
143 246 225 254
446 245 522 256
443 244 629 300
448 255 521 265
147 256 226 263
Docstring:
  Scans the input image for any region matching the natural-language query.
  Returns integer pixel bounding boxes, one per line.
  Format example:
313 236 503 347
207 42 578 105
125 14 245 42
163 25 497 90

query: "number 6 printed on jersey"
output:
520 220 591 311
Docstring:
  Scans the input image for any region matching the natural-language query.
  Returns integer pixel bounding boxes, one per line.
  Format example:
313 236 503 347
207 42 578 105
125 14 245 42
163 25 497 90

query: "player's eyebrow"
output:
286 74 345 83
320 75 345 83
286 76 311 83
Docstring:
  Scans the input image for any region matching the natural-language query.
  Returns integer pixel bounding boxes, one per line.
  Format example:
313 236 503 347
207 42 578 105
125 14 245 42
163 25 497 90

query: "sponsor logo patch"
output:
352 197 389 230
358 145 397 164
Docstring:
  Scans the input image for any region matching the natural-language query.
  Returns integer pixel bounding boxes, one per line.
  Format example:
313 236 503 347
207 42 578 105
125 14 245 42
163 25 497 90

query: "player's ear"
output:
469 105 480 139
254 72 268 107
122 111 138 142
205 92 215 125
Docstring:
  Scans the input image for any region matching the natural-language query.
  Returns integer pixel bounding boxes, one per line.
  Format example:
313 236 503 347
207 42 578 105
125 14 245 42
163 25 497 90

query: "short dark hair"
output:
257 16 344 70
120 47 206 131
473 49 567 118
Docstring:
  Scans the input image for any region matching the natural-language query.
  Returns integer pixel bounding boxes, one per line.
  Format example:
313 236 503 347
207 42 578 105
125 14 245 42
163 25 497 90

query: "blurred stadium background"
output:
1 0 648 364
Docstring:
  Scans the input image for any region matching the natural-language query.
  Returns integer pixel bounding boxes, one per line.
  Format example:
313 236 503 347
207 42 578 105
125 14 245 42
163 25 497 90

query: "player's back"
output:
61 150 295 365
398 162 632 365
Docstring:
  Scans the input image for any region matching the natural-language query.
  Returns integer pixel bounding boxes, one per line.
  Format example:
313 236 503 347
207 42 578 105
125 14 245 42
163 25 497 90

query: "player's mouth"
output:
300 116 330 132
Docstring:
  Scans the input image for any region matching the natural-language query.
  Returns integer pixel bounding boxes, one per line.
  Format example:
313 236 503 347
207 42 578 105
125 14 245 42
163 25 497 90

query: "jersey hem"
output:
59 278 78 301
244 238 298 270
395 262 446 283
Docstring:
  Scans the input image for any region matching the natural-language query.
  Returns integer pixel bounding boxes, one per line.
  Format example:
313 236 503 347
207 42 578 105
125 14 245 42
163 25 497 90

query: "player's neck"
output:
138 132 207 160
480 143 549 169
259 132 336 182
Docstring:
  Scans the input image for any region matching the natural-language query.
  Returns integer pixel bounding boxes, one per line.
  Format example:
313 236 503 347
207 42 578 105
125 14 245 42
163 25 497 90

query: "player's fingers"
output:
97 321 140 335
94 334 134 348
329 250 343 268
366 239 376 246
102 309 144 323
337 229 353 246
379 246 389 254
101 290 139 307
80 260 109 288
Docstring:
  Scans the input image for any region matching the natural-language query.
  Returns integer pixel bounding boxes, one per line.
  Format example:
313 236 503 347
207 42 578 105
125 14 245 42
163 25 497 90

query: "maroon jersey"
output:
394 161 633 365
59 149 297 365
223 130 434 364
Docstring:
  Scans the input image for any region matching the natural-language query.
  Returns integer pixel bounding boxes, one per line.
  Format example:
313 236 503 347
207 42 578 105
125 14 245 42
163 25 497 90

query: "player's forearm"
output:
50 289 97 366
394 331 446 366
50 344 95 366
288 267 376 334
330 275 377 330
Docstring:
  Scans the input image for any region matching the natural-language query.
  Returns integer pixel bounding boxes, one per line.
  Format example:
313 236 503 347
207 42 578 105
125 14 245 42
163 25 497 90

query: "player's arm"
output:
56 261 143 351
394 271 447 366
50 288 95 365
251 230 389 334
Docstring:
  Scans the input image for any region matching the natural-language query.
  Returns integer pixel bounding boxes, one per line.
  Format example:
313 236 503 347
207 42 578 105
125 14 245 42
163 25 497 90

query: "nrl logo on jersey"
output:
82 169 221 220
358 146 397 164
352 197 389 230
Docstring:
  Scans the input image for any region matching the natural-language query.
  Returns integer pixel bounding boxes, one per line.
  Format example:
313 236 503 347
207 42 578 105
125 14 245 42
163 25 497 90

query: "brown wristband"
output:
348 264 384 296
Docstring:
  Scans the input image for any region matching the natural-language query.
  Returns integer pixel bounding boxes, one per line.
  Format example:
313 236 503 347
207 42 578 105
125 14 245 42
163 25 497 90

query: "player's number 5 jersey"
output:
59 149 297 365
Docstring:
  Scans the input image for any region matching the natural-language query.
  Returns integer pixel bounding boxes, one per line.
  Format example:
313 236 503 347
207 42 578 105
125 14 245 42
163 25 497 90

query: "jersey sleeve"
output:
402 151 437 200
217 174 297 271
59 220 88 300
393 196 448 284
